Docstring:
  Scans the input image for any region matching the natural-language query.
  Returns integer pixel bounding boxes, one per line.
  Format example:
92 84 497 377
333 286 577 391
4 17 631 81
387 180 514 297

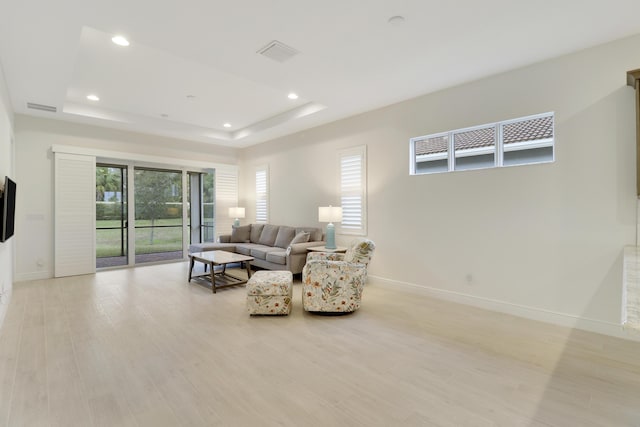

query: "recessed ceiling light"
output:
288 93 299 100
223 123 231 128
186 95 196 99
388 15 406 26
161 113 169 118
111 35 130 47
86 94 100 101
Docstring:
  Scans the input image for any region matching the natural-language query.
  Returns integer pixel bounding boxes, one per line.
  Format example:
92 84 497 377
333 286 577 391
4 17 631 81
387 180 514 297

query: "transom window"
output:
410 112 554 175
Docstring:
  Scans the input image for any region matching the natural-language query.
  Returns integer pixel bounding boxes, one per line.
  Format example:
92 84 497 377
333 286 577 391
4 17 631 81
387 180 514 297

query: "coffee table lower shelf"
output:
188 251 254 293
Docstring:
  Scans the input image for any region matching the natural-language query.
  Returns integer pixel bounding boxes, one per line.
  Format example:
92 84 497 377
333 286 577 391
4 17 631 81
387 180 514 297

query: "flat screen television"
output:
0 176 16 242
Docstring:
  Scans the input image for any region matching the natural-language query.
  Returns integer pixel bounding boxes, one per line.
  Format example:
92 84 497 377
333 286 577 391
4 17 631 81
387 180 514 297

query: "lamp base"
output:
325 222 336 250
233 218 240 227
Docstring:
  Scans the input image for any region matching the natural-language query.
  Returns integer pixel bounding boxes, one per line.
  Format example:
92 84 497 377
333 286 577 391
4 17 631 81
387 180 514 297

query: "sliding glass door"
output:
188 170 215 244
202 171 215 242
96 165 128 268
96 165 218 268
134 168 183 264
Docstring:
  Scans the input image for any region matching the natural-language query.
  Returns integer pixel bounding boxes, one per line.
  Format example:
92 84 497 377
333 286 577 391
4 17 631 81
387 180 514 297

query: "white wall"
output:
240 34 640 337
0 61 15 328
14 116 239 281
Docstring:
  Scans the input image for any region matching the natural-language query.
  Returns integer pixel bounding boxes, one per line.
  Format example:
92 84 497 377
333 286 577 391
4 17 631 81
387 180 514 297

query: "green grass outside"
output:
96 218 185 257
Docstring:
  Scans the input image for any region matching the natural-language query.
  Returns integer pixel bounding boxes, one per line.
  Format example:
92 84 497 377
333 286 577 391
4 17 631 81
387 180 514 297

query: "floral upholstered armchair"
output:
302 239 376 313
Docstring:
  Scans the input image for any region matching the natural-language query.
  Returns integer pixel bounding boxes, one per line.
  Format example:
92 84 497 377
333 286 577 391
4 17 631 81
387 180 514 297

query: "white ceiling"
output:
2 0 640 148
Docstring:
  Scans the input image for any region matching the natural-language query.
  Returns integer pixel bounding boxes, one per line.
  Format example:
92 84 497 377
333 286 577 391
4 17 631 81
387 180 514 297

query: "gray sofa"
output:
188 223 325 274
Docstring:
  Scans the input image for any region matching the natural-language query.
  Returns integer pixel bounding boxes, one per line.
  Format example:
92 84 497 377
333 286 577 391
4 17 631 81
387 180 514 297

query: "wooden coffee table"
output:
188 250 254 293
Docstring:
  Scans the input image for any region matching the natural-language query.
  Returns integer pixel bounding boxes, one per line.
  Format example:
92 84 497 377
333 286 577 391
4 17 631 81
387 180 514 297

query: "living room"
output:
2 1 640 425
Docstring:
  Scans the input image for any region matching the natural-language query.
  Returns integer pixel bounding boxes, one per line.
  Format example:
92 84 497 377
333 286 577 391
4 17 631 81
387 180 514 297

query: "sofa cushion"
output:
296 227 323 242
259 224 280 246
290 231 310 245
250 246 283 260
265 251 287 265
274 226 296 248
250 224 265 243
230 225 251 243
235 243 261 256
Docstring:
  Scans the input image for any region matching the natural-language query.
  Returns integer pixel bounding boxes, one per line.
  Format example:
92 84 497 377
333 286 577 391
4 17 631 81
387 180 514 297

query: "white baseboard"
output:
0 287 11 330
370 275 640 342
0 299 7 330
15 270 52 282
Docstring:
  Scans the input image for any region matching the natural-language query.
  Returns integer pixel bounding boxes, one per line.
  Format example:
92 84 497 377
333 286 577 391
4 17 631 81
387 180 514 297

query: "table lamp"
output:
229 207 245 227
318 205 342 250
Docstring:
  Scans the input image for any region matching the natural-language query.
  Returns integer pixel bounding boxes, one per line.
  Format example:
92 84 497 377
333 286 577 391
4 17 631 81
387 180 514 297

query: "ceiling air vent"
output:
27 102 57 113
257 40 299 63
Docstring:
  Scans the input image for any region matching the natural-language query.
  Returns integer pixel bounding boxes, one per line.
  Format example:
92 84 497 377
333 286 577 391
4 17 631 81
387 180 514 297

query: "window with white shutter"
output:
215 166 238 237
339 146 366 236
255 165 269 223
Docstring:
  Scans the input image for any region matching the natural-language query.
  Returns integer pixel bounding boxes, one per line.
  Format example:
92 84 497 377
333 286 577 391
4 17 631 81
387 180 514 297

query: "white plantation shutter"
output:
255 166 269 223
54 152 96 277
339 146 366 235
215 166 238 237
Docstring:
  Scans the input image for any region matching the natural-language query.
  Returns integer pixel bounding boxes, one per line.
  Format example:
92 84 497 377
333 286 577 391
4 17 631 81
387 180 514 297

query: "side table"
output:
307 245 347 254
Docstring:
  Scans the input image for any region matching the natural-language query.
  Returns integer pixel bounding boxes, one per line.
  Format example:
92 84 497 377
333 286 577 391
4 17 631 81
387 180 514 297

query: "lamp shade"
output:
318 206 342 223
228 207 245 219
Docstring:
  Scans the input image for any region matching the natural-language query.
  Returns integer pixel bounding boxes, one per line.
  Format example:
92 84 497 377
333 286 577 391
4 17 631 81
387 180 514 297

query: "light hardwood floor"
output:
1 262 640 426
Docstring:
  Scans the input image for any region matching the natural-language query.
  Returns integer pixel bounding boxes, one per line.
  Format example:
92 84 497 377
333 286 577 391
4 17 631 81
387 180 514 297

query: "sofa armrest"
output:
286 241 326 256
218 234 231 243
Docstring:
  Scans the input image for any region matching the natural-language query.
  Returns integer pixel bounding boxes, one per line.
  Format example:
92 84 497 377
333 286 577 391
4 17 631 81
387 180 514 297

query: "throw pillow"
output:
295 227 323 242
250 224 265 243
274 226 296 248
258 224 279 246
290 231 310 245
230 225 251 243
311 228 323 242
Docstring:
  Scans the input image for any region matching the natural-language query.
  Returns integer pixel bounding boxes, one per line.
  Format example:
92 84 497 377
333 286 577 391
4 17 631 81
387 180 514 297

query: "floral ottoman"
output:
246 270 293 315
